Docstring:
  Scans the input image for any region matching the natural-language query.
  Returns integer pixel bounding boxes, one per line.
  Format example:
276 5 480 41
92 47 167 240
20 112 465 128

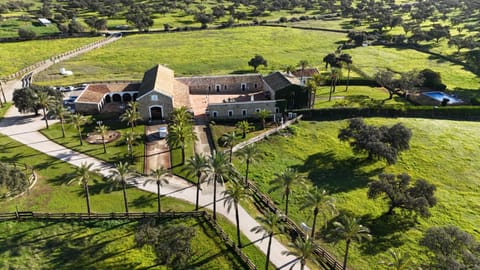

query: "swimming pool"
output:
422 91 463 104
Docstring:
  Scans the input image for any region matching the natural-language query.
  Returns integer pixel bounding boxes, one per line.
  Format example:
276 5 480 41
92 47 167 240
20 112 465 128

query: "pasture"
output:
233 118 480 269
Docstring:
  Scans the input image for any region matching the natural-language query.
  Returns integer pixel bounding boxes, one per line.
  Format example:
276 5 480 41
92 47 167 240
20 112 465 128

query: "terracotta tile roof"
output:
263 72 301 91
139 65 175 96
176 74 264 86
76 83 140 103
173 80 191 108
291 67 320 77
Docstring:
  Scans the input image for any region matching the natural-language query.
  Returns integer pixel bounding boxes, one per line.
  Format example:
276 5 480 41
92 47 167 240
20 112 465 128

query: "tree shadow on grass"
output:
129 194 155 209
294 151 384 193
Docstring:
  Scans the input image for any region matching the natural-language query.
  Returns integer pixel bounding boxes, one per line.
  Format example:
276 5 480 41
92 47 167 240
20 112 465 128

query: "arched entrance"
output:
133 93 138 101
105 95 111 103
150 106 163 120
123 93 132 102
112 94 121 102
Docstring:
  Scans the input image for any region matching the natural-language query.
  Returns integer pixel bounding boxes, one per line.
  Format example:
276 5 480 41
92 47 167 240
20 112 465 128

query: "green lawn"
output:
0 17 60 38
0 217 248 269
232 118 480 269
0 36 103 78
33 27 348 85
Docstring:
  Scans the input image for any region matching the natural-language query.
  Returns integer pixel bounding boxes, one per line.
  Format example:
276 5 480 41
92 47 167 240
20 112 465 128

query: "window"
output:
213 111 218 118
151 95 158 101
241 83 246 92
215 84 221 92
224 85 227 90
275 107 280 113
242 109 247 116
208 86 211 91
254 83 258 89
228 110 233 117
255 108 260 113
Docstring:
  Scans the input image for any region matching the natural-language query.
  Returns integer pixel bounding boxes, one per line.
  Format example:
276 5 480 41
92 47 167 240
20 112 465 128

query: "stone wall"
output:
207 100 278 120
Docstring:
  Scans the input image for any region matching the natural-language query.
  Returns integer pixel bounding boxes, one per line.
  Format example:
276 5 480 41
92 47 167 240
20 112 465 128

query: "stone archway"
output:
112 93 121 102
150 106 163 120
105 95 111 103
133 93 138 101
123 93 132 102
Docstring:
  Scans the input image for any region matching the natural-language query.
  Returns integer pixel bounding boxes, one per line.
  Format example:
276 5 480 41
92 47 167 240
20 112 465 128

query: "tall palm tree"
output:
205 151 235 220
127 101 139 113
323 53 338 69
298 59 309 84
380 248 413 270
67 162 99 215
96 124 109 154
333 215 372 270
166 122 197 165
120 108 141 131
339 54 352 92
70 113 86 146
144 167 170 213
36 91 54 129
235 120 253 138
124 131 140 161
256 109 270 130
220 131 236 162
235 143 259 186
171 106 194 125
251 212 285 270
300 187 336 238
282 236 316 270
183 153 209 210
108 161 134 214
329 68 340 101
222 182 249 247
283 64 296 74
52 102 70 138
269 168 305 216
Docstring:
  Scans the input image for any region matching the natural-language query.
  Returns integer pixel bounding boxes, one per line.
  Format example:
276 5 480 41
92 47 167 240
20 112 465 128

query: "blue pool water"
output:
422 91 463 104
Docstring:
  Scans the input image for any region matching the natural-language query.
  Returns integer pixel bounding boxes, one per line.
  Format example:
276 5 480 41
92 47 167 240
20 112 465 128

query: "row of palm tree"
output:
166 106 197 165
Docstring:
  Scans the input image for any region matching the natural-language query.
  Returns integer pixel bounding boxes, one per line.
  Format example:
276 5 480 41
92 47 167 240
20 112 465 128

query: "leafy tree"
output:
144 167 170 213
205 151 236 220
255 109 270 129
96 124 109 154
12 87 37 115
51 102 70 138
135 220 196 268
282 236 316 270
68 19 85 34
248 54 267 72
84 16 107 31
194 12 213 28
70 113 86 146
166 122 196 165
36 91 55 129
448 36 477 53
269 168 305 216
338 118 412 165
420 226 480 270
380 248 415 270
235 120 254 138
235 143 259 186
419 69 445 90
368 173 437 217
18 28 36 40
126 4 154 31
183 153 208 210
427 24 450 43
108 161 134 214
397 70 424 94
219 131 236 162
338 54 352 92
222 181 249 247
323 53 339 69
333 215 372 270
251 212 285 270
300 187 336 238
67 162 99 215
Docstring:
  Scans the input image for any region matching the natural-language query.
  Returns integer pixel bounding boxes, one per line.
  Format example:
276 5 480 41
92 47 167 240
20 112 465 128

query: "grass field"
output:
232 118 480 269
33 27 347 85
0 17 59 38
0 36 103 78
0 217 248 269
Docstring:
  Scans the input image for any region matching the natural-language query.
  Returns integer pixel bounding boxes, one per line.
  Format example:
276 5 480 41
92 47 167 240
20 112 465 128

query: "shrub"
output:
18 28 36 40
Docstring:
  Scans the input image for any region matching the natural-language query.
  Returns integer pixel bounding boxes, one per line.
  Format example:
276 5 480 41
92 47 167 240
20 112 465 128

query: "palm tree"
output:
205 151 235 220
220 131 236 162
223 182 249 247
282 236 316 270
235 120 254 138
333 215 372 270
339 54 352 92
108 161 134 214
36 91 54 129
380 248 413 270
269 168 305 216
144 167 170 213
67 162 99 215
70 113 86 146
96 124 109 154
251 212 285 270
127 101 139 112
323 53 338 69
120 108 141 131
256 109 270 130
171 106 194 125
298 59 309 83
235 143 259 186
183 153 209 210
52 102 70 138
300 187 336 238
329 68 340 101
166 122 197 165
124 131 140 161
283 64 296 74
